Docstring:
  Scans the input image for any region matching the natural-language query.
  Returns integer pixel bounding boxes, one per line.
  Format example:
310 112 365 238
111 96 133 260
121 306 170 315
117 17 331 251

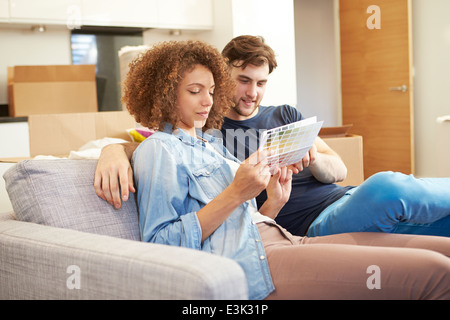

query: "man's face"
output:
228 62 269 120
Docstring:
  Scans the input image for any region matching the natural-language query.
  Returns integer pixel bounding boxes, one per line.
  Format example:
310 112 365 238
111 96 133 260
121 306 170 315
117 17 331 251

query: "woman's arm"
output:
135 138 272 246
196 150 271 242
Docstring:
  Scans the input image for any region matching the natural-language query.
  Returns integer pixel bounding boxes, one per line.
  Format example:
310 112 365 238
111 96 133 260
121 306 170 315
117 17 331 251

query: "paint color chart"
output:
260 117 323 173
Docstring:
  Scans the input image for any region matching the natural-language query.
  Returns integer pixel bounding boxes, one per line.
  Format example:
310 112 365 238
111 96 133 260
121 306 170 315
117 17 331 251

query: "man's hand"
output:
94 143 138 209
289 143 317 174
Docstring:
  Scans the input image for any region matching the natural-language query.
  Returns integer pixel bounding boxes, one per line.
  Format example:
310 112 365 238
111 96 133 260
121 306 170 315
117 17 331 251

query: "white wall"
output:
412 0 450 177
230 0 298 108
294 0 341 127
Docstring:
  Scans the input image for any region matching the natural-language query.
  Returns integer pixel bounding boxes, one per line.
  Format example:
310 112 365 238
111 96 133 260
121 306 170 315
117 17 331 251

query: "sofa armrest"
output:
0 215 248 300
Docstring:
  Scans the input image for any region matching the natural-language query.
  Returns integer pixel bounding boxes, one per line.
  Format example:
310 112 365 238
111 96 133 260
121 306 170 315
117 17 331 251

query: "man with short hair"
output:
95 35 450 237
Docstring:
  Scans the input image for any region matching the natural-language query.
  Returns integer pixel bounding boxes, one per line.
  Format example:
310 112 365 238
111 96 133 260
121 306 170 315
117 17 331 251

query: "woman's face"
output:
176 64 215 136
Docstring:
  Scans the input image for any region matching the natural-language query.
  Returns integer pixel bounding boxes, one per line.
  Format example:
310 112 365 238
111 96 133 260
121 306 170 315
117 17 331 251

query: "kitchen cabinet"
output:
157 0 213 30
81 0 158 28
9 0 81 25
3 0 213 30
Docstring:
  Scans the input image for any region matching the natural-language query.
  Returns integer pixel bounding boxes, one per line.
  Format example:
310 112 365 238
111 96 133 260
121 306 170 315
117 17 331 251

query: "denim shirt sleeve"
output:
132 137 202 249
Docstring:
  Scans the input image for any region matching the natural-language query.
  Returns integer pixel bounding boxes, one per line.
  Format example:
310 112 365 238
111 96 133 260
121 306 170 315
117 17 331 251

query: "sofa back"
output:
3 159 141 241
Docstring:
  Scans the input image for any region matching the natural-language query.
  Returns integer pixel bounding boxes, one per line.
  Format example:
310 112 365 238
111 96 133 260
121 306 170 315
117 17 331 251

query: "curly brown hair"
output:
123 40 235 132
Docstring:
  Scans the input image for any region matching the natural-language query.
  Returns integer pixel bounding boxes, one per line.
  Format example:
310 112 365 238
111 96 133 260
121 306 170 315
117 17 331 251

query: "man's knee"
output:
362 171 410 203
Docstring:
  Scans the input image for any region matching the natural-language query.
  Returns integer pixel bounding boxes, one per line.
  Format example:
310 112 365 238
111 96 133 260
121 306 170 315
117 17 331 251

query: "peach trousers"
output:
259 222 450 300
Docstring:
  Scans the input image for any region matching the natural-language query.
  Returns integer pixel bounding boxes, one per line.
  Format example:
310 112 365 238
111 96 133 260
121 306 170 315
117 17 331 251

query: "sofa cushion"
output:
3 159 140 241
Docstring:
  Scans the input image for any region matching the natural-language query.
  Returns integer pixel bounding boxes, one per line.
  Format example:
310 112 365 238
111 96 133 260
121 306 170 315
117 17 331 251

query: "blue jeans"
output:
306 172 450 237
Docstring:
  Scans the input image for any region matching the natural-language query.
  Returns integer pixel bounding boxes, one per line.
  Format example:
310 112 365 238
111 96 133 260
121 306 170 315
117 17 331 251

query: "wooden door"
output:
340 0 414 178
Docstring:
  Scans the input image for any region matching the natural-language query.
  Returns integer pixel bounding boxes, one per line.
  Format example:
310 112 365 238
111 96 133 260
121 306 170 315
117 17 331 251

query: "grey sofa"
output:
0 159 248 299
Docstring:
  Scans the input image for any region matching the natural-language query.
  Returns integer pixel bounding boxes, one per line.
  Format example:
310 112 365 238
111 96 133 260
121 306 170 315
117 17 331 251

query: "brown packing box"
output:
7 65 98 117
321 129 364 186
28 111 136 157
0 111 136 163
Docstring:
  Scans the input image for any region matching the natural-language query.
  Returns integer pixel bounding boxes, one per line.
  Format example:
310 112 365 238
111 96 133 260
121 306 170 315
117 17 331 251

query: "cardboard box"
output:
28 111 136 157
8 65 98 117
322 134 364 186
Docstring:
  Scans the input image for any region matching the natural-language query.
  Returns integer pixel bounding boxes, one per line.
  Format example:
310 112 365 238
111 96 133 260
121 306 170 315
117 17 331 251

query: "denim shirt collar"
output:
163 122 222 147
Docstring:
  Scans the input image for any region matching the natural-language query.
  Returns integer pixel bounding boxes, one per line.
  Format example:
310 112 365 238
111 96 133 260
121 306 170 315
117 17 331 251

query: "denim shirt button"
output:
259 255 265 260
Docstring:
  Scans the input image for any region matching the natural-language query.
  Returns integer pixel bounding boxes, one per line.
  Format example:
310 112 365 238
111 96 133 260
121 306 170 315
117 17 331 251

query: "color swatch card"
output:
260 117 323 173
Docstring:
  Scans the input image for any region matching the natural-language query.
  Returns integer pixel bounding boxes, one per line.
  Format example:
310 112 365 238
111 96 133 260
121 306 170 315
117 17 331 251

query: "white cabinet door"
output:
6 0 213 30
81 0 158 28
157 0 212 30
9 0 81 24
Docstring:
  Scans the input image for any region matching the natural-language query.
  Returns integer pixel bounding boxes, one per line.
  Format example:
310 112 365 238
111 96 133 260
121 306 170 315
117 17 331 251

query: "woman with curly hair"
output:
124 40 234 133
129 40 450 300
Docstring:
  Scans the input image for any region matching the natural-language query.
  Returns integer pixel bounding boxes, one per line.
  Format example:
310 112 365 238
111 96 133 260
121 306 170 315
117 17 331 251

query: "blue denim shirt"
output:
132 124 274 300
